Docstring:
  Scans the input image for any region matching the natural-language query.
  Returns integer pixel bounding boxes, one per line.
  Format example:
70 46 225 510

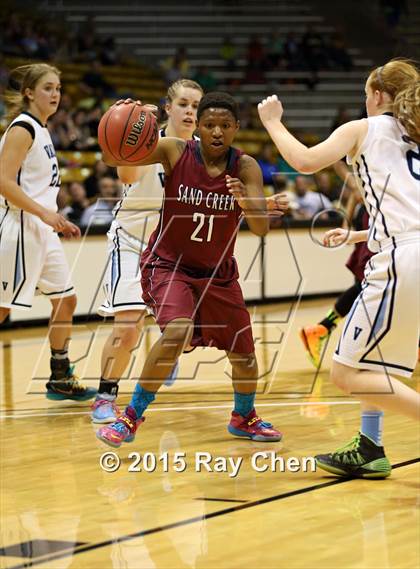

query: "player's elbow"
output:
295 158 317 175
251 219 269 237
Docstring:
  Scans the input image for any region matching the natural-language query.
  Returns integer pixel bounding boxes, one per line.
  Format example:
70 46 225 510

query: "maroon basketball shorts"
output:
346 242 374 282
141 257 255 354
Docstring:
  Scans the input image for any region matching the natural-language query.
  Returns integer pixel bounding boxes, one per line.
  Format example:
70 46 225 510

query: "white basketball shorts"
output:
98 222 147 316
0 208 75 309
333 234 420 378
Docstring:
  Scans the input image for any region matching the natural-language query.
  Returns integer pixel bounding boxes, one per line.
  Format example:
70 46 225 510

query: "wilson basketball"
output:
98 103 159 163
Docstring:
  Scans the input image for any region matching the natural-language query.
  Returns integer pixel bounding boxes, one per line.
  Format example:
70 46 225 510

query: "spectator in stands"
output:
276 154 299 181
381 0 408 28
49 108 74 150
193 66 217 92
62 182 90 225
76 16 100 62
238 99 253 128
315 171 342 204
301 25 328 73
100 36 119 66
70 109 97 151
256 143 279 186
219 37 237 71
327 32 353 71
330 105 351 132
161 47 190 85
293 175 332 219
80 176 119 228
245 35 266 82
80 60 115 98
283 32 301 70
266 30 284 70
84 160 116 199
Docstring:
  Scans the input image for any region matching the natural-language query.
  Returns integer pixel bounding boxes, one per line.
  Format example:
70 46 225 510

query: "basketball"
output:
98 103 159 163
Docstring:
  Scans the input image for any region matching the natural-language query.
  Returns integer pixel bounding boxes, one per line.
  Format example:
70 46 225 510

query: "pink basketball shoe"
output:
228 409 282 442
96 407 144 448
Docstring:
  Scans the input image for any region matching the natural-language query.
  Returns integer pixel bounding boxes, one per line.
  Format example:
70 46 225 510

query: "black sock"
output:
50 349 70 380
334 282 362 317
319 309 341 332
98 377 119 397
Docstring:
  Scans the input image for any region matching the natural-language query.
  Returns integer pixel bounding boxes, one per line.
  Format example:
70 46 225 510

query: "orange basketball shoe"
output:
299 324 329 368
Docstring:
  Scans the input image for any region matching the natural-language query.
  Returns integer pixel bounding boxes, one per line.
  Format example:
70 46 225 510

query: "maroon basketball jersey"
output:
146 140 243 270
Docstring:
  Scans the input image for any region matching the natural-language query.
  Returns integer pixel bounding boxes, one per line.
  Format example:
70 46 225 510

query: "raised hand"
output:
258 95 284 124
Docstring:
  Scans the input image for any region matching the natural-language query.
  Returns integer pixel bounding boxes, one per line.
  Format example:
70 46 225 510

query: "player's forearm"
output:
352 230 368 243
243 210 269 236
263 120 312 173
117 165 143 184
0 179 46 218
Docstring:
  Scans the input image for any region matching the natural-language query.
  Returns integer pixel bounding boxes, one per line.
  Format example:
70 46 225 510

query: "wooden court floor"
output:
1 299 419 569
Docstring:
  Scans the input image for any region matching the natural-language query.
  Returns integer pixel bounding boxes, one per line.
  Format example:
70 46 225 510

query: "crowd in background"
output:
1 5 392 232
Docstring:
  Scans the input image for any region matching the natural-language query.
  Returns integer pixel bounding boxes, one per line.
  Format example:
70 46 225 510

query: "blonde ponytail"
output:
394 81 420 143
368 59 419 142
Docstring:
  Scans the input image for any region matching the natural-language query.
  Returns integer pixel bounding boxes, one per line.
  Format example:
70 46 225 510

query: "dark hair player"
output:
98 92 283 447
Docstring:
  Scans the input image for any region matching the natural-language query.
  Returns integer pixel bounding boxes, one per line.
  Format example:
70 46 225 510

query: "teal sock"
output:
361 411 384 445
234 391 256 417
129 384 156 419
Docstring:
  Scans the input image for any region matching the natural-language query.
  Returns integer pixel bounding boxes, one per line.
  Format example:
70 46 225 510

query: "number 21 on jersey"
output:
191 213 214 242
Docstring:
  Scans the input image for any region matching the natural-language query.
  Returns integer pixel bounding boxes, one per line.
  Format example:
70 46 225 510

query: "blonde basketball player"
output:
0 64 95 400
91 79 204 422
259 59 420 478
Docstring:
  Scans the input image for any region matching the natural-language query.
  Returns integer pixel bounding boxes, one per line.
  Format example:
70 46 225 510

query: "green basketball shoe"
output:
315 432 392 479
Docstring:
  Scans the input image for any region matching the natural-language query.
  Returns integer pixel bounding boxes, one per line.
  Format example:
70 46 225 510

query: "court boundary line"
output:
3 457 419 569
0 400 358 420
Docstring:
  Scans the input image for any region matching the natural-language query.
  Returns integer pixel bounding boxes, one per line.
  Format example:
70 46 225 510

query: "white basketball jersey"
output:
349 114 420 252
0 112 60 215
113 129 199 240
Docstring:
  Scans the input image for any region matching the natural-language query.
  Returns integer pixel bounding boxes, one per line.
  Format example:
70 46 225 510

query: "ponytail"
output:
394 81 420 143
368 58 419 142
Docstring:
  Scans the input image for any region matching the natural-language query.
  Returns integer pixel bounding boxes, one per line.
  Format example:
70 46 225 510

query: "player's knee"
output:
229 352 258 378
53 294 77 317
162 319 194 350
330 361 352 393
0 307 10 324
117 325 140 351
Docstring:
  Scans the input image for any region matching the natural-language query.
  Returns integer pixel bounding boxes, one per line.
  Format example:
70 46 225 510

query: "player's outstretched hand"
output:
323 227 356 247
113 99 158 115
61 221 81 239
258 95 284 124
114 98 142 106
266 192 289 216
40 209 67 232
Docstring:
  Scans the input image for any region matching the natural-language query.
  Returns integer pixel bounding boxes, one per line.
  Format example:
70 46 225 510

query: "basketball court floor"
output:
1 299 419 569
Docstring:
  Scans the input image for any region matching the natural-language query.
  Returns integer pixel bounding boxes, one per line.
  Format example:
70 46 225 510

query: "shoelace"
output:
65 366 88 392
332 434 361 458
94 398 116 408
111 421 130 435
